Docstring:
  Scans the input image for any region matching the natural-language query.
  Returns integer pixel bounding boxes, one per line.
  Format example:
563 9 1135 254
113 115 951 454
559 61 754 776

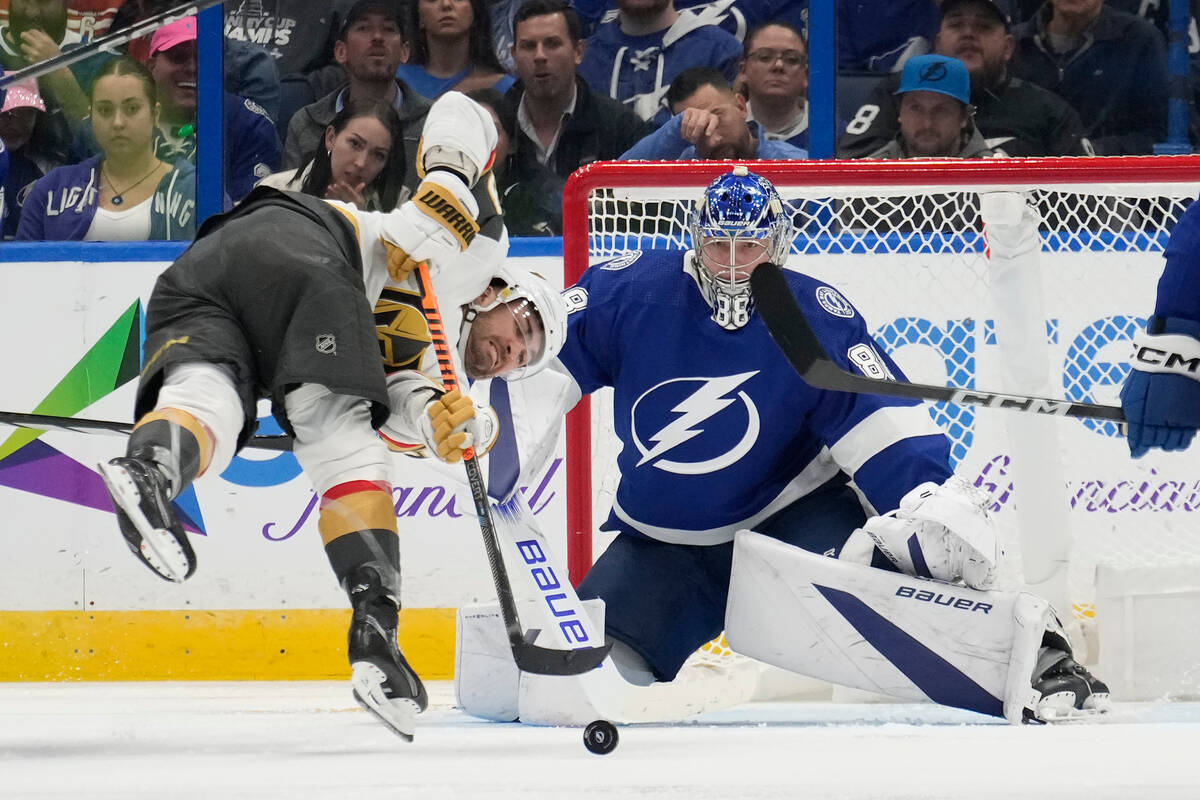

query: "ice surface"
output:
1 681 1198 799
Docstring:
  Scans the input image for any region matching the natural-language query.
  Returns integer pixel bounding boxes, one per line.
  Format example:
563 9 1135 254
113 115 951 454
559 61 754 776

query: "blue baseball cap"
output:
895 54 971 105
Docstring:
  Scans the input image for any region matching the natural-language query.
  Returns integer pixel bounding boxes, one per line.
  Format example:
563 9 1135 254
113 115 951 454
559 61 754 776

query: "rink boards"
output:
0 238 1195 682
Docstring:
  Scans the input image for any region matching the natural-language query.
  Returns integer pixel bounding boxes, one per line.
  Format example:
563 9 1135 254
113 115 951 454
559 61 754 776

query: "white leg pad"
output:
726 530 1046 724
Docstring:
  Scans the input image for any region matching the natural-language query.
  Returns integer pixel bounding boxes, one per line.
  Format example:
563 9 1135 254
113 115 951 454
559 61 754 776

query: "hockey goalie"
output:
456 168 1111 726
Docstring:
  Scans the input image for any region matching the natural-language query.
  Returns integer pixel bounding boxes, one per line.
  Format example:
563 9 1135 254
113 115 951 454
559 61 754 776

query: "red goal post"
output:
560 156 1200 606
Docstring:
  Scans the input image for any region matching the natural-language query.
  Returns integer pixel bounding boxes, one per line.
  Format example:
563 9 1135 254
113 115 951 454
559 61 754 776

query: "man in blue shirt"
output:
620 66 808 160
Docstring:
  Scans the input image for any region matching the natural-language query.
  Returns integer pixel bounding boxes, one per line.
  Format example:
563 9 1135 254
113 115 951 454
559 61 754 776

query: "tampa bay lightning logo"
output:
596 251 642 271
816 286 854 318
630 372 760 475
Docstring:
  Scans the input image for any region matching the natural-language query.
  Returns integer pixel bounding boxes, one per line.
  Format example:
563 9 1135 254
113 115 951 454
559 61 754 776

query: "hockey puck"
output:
582 720 618 754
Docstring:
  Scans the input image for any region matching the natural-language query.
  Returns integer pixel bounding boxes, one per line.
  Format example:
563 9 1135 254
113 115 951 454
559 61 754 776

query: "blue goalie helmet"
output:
689 167 792 331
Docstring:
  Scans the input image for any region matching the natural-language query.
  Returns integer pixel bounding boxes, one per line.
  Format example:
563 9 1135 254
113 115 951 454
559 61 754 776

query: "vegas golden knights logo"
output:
374 286 431 370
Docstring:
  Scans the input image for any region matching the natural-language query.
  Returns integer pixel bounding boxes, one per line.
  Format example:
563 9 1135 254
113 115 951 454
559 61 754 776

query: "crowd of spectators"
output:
0 0 1192 241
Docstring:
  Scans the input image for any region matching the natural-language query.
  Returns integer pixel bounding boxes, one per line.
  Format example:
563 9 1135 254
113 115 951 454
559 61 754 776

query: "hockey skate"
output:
348 591 428 741
1030 649 1112 722
98 456 195 583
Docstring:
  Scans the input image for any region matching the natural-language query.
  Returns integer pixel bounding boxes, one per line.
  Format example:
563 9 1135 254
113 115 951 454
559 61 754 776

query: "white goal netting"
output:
563 158 1200 641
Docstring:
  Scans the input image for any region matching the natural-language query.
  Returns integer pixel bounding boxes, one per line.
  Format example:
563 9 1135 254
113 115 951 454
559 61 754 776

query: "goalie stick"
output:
415 263 611 676
0 410 293 451
750 262 1126 423
0 0 226 89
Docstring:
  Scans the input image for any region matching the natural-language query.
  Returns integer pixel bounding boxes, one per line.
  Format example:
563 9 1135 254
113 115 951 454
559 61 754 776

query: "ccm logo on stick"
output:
515 539 594 645
895 585 993 613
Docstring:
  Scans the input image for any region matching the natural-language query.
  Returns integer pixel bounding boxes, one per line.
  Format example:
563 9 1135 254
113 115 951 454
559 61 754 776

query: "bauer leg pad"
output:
726 530 1057 724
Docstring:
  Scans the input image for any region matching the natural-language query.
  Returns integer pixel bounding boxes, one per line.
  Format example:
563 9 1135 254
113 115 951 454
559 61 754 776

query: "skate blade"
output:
98 462 190 583
1034 691 1112 723
351 662 420 741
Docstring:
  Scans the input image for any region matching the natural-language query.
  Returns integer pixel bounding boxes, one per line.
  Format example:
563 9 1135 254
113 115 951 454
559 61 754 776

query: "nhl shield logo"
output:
316 333 338 355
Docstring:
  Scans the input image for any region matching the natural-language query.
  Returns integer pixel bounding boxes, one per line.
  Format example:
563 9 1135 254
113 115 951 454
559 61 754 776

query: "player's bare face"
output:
419 0 473 40
698 236 770 284
325 116 392 192
338 15 405 81
936 7 1012 84
898 91 967 157
463 299 547 379
150 42 197 119
512 13 583 103
91 74 158 163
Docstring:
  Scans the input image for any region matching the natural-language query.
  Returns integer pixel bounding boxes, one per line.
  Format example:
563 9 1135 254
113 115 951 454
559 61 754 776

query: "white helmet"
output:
459 265 566 380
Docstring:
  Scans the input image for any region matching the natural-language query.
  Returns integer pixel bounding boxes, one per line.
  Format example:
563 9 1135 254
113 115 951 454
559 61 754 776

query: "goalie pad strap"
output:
1130 330 1200 382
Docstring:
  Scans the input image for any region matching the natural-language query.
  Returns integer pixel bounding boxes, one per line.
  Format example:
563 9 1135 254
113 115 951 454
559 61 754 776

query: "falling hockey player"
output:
456 167 1112 726
97 91 566 741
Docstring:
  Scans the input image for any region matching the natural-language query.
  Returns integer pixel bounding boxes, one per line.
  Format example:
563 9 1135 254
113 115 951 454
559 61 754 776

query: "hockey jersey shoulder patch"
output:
595 251 642 271
815 285 855 319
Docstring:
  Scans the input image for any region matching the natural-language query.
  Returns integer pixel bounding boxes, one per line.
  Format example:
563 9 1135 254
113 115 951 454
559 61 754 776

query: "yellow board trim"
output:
0 608 455 681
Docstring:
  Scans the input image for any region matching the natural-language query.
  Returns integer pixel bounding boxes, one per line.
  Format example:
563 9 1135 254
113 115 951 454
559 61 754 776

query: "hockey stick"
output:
750 262 1126 422
415 264 610 676
0 410 294 451
0 0 226 89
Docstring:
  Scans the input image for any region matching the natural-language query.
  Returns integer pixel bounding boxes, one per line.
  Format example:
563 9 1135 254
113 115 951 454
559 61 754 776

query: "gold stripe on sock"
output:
134 407 214 475
318 487 396 545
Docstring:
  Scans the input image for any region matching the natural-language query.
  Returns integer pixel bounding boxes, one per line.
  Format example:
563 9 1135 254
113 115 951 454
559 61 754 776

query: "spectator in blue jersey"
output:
577 0 742 124
500 0 655 234
839 0 1089 159
737 22 809 153
572 0 811 42
398 0 515 98
861 54 994 158
1121 197 1200 457
620 66 808 160
0 80 67 239
17 57 196 241
838 0 940 71
1010 0 1167 155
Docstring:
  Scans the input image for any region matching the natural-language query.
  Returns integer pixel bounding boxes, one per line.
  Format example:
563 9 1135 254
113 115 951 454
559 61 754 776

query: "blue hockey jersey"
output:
558 249 954 544
1152 193 1200 323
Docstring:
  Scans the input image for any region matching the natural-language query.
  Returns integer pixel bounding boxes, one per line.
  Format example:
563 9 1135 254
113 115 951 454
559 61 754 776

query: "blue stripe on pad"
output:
814 583 1004 718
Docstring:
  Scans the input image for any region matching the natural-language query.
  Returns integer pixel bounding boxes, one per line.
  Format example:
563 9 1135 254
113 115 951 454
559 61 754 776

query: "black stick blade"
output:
512 641 613 676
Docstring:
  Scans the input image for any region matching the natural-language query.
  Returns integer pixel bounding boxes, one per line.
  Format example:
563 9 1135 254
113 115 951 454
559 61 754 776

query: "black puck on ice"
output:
582 720 618 754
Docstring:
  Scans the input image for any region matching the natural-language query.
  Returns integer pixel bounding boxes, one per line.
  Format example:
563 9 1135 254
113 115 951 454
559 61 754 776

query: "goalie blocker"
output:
726 530 1109 723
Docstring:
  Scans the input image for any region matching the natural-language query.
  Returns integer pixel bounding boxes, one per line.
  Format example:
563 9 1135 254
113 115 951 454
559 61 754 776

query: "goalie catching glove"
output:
861 474 999 590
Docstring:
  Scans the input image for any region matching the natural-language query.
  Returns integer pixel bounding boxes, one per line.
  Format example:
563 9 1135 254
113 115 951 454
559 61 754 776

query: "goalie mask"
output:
689 167 792 331
459 266 567 380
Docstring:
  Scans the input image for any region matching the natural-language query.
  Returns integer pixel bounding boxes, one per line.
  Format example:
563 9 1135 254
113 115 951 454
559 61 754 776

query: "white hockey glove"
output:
861 475 999 590
379 170 481 283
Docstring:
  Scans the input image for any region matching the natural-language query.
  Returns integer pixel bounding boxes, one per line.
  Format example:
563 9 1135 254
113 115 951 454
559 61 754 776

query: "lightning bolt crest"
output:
636 372 758 466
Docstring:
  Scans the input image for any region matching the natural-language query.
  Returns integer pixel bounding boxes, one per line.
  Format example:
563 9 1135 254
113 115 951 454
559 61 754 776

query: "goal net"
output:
560 157 1200 687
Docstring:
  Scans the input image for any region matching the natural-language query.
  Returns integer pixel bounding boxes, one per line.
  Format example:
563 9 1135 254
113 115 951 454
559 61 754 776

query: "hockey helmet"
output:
689 167 792 331
459 265 567 380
